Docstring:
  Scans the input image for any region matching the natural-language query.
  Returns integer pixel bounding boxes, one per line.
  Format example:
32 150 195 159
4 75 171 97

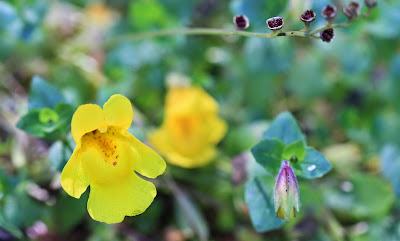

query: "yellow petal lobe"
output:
103 94 133 131
87 173 156 224
60 150 90 199
71 104 106 147
123 132 166 178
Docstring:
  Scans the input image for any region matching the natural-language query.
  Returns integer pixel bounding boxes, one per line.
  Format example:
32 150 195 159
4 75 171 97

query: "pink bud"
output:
274 160 300 221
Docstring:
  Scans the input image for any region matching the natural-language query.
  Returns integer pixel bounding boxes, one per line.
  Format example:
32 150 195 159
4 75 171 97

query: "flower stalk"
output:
106 6 373 48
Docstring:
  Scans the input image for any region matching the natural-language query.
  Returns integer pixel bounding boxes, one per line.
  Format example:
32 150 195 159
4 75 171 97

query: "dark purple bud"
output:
322 5 337 20
364 0 377 8
266 17 284 31
343 1 361 19
233 15 249 30
300 10 316 23
320 28 334 42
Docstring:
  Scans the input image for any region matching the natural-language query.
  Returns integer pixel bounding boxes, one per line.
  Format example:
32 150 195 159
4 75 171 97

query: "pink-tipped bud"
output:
274 160 300 222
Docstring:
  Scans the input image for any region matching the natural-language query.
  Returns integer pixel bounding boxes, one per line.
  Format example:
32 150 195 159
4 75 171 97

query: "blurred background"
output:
1 0 400 240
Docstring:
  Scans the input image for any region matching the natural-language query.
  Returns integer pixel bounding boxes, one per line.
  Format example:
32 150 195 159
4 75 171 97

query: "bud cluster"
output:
232 0 377 43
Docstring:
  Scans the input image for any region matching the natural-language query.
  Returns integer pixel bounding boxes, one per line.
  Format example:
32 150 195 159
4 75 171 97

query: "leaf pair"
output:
246 112 332 232
17 76 75 142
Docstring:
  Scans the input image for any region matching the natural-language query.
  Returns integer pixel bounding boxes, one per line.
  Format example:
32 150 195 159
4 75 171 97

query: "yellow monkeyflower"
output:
148 87 227 168
60 94 166 224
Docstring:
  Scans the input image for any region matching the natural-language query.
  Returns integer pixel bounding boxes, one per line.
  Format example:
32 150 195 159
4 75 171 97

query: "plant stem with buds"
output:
105 11 371 48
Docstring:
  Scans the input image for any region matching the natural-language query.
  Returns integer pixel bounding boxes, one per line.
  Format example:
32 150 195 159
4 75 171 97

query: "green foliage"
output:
252 112 331 179
28 76 66 110
247 112 332 232
381 144 400 201
245 175 285 232
1 0 399 240
17 102 75 141
262 112 306 145
326 173 395 221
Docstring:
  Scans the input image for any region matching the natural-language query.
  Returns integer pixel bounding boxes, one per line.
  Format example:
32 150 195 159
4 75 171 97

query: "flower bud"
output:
320 28 334 42
364 0 377 8
343 1 361 19
300 10 316 23
321 5 337 20
274 161 300 222
233 15 250 30
266 17 284 31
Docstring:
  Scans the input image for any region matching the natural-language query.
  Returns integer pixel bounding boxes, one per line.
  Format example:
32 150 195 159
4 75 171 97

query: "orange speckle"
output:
115 155 119 159
113 162 117 166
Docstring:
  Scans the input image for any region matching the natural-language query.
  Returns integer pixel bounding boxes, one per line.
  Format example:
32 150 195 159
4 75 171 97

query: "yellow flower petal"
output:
206 116 227 144
164 145 217 168
80 133 133 184
123 132 166 178
60 150 90 199
87 173 156 224
103 94 133 131
166 87 218 116
71 104 106 147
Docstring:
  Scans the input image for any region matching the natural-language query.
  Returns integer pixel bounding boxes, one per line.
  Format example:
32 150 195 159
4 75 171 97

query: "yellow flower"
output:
148 87 227 168
60 95 166 224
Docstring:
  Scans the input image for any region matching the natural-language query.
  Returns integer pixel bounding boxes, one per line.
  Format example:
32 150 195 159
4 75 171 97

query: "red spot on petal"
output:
113 162 117 166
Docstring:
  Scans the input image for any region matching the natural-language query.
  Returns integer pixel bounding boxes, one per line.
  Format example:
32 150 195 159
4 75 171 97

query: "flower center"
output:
80 127 133 184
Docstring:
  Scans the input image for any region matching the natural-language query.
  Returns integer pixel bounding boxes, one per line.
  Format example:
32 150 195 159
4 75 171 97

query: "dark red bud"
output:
320 28 334 42
266 17 284 31
322 5 337 20
300 10 316 23
364 0 377 8
233 15 249 30
343 1 361 19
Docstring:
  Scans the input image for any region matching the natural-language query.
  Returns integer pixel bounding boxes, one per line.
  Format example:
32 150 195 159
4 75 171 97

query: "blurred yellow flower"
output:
149 87 227 168
60 95 166 224
85 2 114 28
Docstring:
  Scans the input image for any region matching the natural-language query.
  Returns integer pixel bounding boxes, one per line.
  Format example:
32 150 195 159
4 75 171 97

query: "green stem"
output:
309 21 351 36
105 9 372 47
106 28 273 48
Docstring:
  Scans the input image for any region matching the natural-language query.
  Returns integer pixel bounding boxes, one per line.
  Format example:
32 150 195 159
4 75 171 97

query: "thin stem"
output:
105 10 372 47
106 28 273 48
309 21 351 36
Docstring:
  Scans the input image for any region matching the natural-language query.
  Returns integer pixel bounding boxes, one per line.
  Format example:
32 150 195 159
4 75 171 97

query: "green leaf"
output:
17 103 74 141
292 148 332 179
245 175 285 232
49 192 88 233
48 140 73 172
251 138 285 175
262 112 306 145
0 214 23 239
326 173 395 220
39 108 59 123
282 140 306 162
175 188 209 241
3 183 44 227
28 75 66 110
128 0 175 30
381 144 400 200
